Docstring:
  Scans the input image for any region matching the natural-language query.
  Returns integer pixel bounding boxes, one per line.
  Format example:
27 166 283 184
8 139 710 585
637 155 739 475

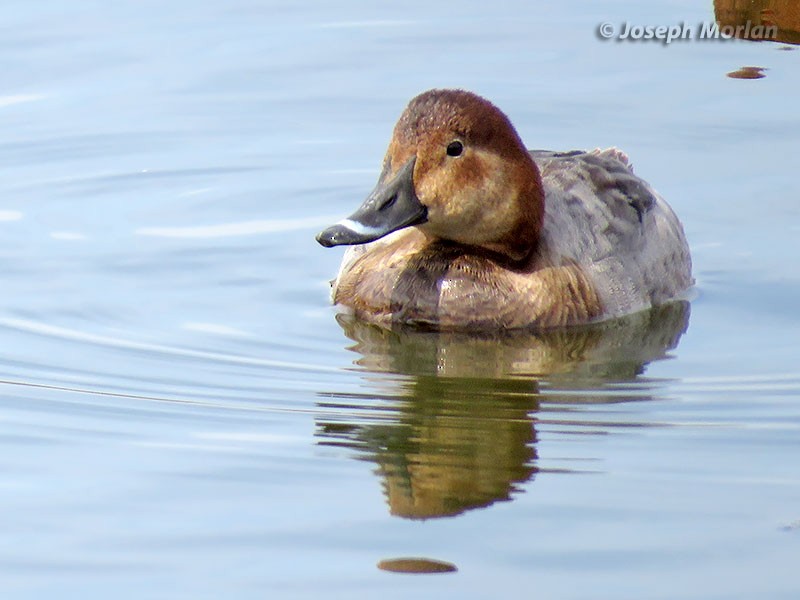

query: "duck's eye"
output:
446 141 463 157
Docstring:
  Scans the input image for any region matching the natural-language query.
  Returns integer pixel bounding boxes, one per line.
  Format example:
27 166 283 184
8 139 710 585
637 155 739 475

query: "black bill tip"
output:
315 157 427 248
315 220 384 247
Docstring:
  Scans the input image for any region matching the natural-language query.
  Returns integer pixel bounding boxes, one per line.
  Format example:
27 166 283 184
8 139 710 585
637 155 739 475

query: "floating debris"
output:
780 520 800 532
726 66 767 79
377 557 458 574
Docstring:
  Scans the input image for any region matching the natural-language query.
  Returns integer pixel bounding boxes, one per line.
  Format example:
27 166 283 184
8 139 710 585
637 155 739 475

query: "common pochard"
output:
316 89 692 330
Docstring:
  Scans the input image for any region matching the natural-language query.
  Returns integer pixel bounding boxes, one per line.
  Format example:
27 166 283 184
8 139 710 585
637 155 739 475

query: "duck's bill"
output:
316 157 427 247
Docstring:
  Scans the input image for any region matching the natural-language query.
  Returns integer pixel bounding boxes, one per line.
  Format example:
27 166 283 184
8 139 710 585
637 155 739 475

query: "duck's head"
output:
316 89 544 262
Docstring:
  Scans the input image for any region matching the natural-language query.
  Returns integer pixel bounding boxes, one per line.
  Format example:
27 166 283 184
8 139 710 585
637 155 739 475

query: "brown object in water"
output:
715 0 800 44
377 557 458 574
727 66 768 79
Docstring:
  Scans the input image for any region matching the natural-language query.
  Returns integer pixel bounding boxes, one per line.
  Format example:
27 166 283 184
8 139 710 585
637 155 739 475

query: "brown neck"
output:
482 158 545 263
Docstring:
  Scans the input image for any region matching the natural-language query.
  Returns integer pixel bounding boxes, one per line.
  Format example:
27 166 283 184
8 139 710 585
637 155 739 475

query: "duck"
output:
316 89 692 331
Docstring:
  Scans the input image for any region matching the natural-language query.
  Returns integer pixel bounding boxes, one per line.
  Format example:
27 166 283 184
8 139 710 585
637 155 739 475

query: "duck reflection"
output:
316 302 690 519
715 0 800 44
321 375 539 519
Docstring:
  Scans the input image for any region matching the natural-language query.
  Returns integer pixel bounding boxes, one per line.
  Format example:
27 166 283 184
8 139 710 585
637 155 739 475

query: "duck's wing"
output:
532 148 693 318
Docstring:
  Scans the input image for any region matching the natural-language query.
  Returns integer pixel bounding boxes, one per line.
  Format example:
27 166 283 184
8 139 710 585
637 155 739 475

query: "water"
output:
1 1 799 598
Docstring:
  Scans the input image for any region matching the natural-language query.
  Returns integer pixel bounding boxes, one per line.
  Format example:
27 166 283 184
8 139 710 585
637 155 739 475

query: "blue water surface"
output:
1 1 799 598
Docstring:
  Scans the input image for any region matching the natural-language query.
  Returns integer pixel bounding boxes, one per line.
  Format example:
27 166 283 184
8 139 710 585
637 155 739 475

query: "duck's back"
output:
533 148 693 319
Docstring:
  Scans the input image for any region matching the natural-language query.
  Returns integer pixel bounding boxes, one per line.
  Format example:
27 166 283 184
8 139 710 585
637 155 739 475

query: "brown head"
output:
316 89 545 262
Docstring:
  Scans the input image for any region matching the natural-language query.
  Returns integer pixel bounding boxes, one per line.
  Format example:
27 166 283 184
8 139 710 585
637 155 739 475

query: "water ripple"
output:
0 317 341 374
136 215 337 239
